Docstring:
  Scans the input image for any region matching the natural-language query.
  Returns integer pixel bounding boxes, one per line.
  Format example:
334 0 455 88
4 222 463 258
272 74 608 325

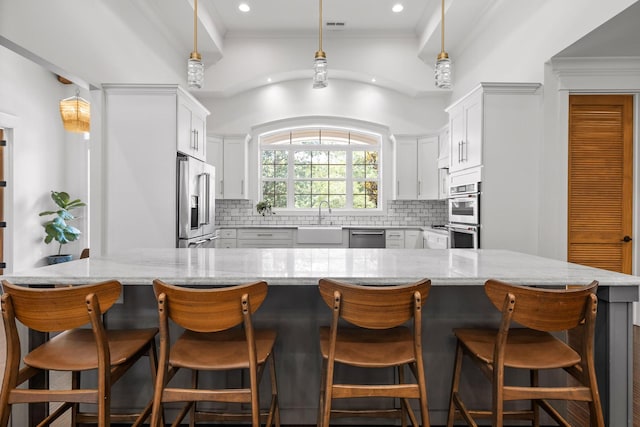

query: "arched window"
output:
260 127 381 210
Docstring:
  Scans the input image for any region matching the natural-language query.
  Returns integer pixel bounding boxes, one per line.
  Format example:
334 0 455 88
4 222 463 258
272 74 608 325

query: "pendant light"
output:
313 0 328 89
59 90 90 133
187 0 204 89
435 0 451 89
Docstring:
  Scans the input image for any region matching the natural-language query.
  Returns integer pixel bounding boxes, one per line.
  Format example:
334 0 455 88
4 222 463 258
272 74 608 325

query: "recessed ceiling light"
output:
371 78 376 83
267 77 272 83
238 3 250 12
392 4 404 13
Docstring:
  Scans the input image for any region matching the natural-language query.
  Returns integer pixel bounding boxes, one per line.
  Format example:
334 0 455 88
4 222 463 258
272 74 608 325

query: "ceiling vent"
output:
325 21 346 30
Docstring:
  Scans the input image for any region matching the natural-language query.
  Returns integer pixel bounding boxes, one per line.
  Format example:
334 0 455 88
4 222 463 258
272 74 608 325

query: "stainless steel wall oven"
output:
447 181 480 248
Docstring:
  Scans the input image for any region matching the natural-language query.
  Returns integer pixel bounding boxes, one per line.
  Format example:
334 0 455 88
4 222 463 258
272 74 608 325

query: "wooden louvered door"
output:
568 94 633 274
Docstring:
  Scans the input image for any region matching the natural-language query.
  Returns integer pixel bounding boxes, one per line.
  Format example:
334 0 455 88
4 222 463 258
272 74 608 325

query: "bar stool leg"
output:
447 341 464 427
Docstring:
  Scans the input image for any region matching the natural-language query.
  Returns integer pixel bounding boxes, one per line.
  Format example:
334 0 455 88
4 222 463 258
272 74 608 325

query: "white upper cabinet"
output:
177 94 208 161
207 135 248 199
417 137 439 200
447 88 482 173
437 126 450 169
394 135 438 200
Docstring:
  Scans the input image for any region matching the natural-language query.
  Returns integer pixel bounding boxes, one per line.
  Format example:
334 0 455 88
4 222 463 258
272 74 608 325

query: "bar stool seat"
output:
317 278 432 427
150 279 279 427
447 279 604 427
0 279 159 427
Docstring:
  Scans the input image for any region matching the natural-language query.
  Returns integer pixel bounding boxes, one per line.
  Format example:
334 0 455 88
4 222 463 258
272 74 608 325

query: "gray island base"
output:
5 248 639 426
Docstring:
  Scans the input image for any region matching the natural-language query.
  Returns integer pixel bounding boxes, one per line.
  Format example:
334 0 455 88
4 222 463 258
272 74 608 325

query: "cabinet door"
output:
177 101 194 157
395 138 418 199
191 112 206 160
463 90 483 169
437 126 449 168
405 230 423 248
206 137 224 199
448 105 465 172
223 137 248 199
417 137 438 200
438 168 449 200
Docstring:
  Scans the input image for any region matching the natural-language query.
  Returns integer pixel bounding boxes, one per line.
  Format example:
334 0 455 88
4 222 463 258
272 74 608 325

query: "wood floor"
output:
1 325 639 425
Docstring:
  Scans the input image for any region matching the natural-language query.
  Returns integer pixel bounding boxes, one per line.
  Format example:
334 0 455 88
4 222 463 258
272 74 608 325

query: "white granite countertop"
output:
4 249 639 292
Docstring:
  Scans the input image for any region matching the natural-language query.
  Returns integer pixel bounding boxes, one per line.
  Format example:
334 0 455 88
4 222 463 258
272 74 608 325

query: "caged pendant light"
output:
435 0 452 89
59 90 90 133
312 0 328 89
187 0 204 89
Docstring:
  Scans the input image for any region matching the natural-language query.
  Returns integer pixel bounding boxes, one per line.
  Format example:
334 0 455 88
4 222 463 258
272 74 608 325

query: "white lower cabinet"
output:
236 229 294 248
405 230 424 249
216 229 237 248
385 229 424 248
424 229 449 249
385 230 405 248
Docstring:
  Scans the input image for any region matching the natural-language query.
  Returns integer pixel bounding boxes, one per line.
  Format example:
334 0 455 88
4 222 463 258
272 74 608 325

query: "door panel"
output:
568 94 633 274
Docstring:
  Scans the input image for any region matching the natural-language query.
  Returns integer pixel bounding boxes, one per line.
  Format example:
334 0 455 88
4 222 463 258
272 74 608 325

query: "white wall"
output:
450 0 638 100
0 45 89 271
202 78 449 136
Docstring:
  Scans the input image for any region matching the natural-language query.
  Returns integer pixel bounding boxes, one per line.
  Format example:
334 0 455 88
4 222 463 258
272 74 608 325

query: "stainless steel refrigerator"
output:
177 153 217 248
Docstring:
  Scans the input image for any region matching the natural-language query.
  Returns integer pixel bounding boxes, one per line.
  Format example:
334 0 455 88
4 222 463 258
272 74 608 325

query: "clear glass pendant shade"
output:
188 54 204 89
435 54 451 89
313 55 328 89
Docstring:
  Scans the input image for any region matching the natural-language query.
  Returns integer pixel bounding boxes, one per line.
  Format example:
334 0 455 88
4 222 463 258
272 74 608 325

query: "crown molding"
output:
551 57 640 91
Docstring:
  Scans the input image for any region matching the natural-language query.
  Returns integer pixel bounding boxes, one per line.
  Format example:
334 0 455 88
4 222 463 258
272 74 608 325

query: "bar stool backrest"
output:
152 279 268 332
1 280 120 332
484 279 599 332
318 278 431 329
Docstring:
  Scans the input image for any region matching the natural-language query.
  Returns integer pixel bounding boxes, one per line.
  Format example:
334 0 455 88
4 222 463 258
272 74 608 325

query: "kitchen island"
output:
4 248 638 426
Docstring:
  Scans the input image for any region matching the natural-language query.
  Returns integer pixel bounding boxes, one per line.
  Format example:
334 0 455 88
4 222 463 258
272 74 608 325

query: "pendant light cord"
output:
440 0 445 54
193 0 198 53
318 0 323 52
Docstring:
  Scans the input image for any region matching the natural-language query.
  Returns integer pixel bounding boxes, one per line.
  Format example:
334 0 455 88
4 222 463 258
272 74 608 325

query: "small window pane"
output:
329 165 346 178
294 194 312 208
275 151 288 164
294 165 311 178
312 181 329 194
312 195 329 207
353 151 365 164
312 151 329 163
353 195 366 209
274 165 287 178
294 151 311 163
329 181 346 194
295 181 312 194
275 195 287 208
353 165 365 179
274 181 287 194
330 151 346 163
263 181 275 193
311 165 328 178
262 165 274 178
329 195 346 208
365 165 378 178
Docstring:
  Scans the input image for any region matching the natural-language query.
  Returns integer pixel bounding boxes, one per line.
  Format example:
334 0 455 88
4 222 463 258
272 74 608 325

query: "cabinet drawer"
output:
216 239 237 248
237 229 294 240
217 229 237 239
385 230 404 239
386 241 405 249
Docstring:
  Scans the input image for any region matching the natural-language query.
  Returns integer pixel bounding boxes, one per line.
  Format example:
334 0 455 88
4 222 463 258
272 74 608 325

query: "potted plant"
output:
39 191 86 264
256 200 274 216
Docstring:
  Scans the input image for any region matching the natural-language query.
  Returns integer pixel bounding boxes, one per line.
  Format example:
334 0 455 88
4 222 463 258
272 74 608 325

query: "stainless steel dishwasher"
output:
349 229 386 248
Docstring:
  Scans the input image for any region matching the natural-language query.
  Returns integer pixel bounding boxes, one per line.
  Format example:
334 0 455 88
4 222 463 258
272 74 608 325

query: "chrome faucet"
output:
318 201 332 224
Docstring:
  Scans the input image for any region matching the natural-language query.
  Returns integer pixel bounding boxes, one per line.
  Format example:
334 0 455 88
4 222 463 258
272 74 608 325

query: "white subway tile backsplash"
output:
215 199 448 228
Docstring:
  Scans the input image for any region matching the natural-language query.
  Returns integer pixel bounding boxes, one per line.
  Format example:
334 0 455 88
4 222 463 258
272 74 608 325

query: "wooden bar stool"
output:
317 278 431 427
150 279 279 427
0 279 159 427
447 279 604 427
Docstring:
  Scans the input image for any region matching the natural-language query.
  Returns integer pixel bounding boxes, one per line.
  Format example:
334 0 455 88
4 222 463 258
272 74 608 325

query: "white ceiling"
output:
139 0 497 68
